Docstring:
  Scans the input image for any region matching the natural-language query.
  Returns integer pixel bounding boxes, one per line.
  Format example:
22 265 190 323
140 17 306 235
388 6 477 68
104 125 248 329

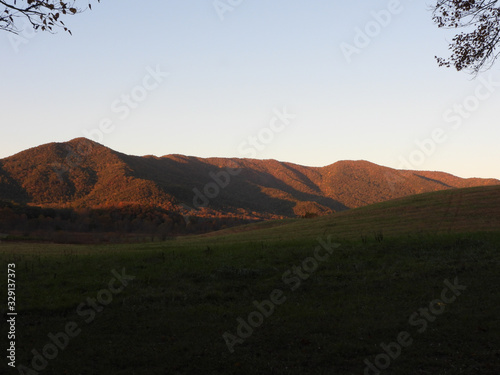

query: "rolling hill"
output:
194 184 500 244
0 137 498 220
2 185 499 373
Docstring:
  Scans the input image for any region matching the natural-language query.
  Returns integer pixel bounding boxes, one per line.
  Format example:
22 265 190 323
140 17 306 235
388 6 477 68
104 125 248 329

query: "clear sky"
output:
1 0 499 178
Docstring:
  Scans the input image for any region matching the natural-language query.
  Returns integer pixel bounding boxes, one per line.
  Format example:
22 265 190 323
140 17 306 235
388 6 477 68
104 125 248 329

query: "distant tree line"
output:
0 201 256 244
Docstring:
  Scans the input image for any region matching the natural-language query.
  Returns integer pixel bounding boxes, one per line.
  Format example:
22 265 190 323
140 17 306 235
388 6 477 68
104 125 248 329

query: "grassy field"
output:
1 186 499 374
195 184 500 243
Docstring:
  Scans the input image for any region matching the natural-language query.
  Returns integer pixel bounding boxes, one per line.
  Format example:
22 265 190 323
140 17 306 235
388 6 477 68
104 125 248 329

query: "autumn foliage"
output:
0 138 498 243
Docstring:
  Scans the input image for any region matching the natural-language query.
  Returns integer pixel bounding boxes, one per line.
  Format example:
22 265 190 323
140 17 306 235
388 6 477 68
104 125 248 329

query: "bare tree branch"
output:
433 0 500 74
0 0 100 35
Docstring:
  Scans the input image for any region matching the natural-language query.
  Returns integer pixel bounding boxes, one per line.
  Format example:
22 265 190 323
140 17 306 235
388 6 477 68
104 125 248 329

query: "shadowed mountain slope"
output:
0 138 498 220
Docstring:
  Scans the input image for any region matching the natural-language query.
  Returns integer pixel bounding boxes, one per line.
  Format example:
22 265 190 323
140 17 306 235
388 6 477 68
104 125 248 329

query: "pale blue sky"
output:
1 0 499 178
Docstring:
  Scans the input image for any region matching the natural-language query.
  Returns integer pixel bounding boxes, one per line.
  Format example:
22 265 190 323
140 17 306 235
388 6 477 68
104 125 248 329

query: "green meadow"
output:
1 186 499 374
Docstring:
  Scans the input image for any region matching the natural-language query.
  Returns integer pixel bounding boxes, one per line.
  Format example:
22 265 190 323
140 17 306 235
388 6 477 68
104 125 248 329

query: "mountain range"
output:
1 137 498 220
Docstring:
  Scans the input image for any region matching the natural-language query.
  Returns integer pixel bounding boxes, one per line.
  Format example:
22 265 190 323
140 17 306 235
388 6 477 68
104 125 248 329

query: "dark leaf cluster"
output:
433 0 500 73
0 0 99 34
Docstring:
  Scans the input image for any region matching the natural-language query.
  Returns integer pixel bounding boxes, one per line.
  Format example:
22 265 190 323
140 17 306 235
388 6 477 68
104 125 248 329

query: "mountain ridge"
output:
1 138 498 220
